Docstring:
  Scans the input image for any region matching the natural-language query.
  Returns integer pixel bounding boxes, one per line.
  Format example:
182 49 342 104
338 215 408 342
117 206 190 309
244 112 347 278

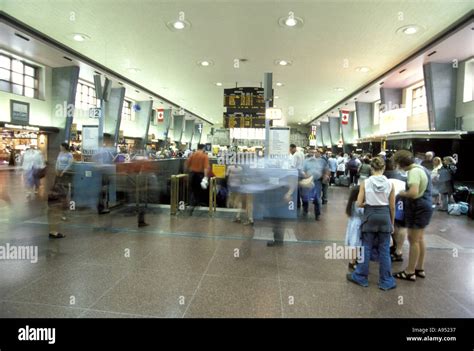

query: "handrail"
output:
170 174 188 215
208 177 217 216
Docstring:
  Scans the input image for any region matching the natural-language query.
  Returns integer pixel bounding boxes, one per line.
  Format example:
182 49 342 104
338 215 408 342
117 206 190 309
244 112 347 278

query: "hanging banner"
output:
341 110 349 125
156 108 164 122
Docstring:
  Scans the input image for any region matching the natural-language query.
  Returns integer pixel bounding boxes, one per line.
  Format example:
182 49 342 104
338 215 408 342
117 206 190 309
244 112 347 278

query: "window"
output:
463 58 474 103
0 54 39 98
75 81 100 110
122 99 132 121
411 85 427 115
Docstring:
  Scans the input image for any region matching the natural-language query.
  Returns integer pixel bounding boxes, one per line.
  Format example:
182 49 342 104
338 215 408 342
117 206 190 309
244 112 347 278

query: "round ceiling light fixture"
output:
72 33 90 42
397 25 422 35
167 11 191 31
274 96 279 99
278 11 304 28
215 82 223 86
276 82 284 87
334 87 345 92
198 60 213 67
275 59 292 66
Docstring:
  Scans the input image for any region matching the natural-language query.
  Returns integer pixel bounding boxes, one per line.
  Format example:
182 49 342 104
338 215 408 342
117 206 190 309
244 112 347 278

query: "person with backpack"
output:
437 156 457 212
357 157 372 185
393 150 433 282
346 154 360 186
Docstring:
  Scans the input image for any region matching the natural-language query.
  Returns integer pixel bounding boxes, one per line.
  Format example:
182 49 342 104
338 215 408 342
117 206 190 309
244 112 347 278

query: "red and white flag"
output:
156 108 164 122
341 110 349 125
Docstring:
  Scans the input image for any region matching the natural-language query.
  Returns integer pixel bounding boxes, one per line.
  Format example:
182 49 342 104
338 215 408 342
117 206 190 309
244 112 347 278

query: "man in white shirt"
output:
290 144 304 209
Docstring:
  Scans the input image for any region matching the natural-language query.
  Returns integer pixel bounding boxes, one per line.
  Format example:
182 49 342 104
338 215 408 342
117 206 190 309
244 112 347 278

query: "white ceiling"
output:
2 0 473 125
315 20 474 120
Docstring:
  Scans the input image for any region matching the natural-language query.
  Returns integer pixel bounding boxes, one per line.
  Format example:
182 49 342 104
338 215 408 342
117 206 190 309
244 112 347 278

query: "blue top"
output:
303 157 328 180
328 158 338 172
56 152 73 172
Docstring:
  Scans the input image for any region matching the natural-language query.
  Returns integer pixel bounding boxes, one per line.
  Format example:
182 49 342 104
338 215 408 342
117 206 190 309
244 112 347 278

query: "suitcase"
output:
338 175 350 187
453 186 470 203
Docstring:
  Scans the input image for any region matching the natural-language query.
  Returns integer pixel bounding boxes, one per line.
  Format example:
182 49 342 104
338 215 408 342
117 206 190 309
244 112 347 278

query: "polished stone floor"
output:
0 169 473 318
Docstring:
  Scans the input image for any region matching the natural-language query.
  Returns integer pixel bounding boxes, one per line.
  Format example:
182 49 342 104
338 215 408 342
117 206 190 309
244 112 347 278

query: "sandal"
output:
394 270 416 281
391 253 403 262
415 269 426 278
348 262 357 271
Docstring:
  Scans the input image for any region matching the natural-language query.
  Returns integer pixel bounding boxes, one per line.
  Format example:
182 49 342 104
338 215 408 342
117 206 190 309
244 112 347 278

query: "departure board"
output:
223 112 266 128
224 87 265 109
223 87 269 128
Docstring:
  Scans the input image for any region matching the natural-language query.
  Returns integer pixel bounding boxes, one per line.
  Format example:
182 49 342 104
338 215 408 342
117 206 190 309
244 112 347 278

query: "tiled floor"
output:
0 170 473 318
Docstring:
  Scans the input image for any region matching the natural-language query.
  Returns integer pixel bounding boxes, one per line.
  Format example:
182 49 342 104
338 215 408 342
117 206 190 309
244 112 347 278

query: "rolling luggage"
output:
337 174 350 187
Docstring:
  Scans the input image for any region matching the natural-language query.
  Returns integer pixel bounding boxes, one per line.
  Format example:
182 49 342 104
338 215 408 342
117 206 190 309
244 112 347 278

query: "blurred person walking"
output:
47 142 73 239
302 149 329 221
22 146 45 198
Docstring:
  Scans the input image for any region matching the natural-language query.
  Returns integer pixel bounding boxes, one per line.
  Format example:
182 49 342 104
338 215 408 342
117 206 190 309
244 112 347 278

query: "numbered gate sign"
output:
89 108 101 119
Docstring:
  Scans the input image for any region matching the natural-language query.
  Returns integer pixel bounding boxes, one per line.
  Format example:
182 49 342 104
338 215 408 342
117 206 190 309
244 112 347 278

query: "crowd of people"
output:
11 140 462 290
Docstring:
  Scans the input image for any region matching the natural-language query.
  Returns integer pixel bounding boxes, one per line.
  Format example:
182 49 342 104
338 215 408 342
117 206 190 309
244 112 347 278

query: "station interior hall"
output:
0 1 473 319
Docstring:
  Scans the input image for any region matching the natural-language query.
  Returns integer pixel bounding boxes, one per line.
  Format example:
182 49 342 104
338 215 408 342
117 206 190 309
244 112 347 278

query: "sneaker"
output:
243 220 254 226
315 215 320 221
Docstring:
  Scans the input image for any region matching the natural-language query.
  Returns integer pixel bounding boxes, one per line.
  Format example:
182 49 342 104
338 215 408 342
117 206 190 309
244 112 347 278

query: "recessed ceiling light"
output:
127 68 141 74
334 87 345 92
298 122 301 125
215 82 222 86
278 11 304 28
397 25 421 35
355 66 370 73
323 100 329 104
166 12 191 31
274 96 279 99
275 60 292 66
198 60 213 67
173 21 186 30
276 82 284 87
72 33 90 42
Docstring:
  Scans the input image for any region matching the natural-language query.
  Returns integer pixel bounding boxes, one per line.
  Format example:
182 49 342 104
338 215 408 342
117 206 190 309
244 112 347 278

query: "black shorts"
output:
405 197 433 229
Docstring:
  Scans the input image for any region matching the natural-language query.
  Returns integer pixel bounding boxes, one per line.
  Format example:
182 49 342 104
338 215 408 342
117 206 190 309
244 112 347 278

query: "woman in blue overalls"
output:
392 150 433 281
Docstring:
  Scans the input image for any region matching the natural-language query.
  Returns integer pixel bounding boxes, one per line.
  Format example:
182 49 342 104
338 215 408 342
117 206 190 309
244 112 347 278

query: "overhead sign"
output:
265 108 282 120
341 110 349 125
224 87 265 109
223 87 268 129
10 100 29 125
89 108 101 119
4 124 39 131
82 125 99 155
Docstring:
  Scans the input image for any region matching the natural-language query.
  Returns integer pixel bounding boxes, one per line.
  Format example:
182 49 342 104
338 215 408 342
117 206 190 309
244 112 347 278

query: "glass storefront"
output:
0 124 48 166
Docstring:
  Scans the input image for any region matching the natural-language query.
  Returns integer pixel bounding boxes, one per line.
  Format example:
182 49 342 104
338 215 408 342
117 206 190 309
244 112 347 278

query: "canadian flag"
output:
156 108 164 122
341 110 349 125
